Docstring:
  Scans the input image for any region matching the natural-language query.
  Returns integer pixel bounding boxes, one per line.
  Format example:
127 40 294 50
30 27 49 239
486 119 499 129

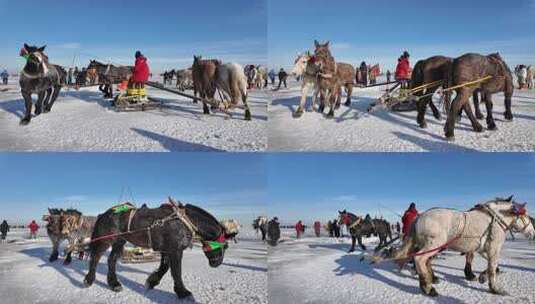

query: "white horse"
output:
215 62 251 120
255 66 267 89
527 65 534 89
291 52 322 117
220 219 240 243
388 196 534 297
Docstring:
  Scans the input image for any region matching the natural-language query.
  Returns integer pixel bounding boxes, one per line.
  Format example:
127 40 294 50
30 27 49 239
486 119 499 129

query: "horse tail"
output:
390 221 417 261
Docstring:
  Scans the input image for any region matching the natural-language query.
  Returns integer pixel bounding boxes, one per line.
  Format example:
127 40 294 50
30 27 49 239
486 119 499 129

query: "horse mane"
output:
185 204 219 224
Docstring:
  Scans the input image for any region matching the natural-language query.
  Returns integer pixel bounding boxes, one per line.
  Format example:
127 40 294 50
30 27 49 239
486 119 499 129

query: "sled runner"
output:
112 83 162 112
121 247 161 264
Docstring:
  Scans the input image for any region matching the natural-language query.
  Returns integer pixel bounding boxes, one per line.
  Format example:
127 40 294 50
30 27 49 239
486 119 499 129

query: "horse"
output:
527 66 534 89
333 62 356 108
220 219 240 243
192 55 220 114
19 44 66 125
253 216 268 241
175 68 193 91
313 40 341 117
86 60 133 98
215 62 251 120
388 196 534 297
338 210 392 252
83 198 230 299
444 53 514 139
292 52 323 116
42 208 95 264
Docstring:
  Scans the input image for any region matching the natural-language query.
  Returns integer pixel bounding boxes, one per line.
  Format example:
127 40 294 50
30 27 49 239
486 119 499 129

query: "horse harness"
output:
126 204 202 249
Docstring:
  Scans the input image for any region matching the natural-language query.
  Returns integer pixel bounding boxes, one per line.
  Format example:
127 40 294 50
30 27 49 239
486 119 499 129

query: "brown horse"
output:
335 62 355 107
444 53 513 139
192 55 220 114
314 40 340 117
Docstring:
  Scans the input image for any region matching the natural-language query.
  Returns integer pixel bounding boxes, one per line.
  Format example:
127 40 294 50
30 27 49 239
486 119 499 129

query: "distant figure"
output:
332 219 340 238
28 220 39 239
359 61 368 86
277 68 288 90
327 220 333 237
401 202 418 240
314 221 321 237
395 51 411 89
1 69 8 85
268 69 276 84
67 68 74 85
386 70 391 83
0 220 9 243
395 222 401 234
267 217 281 246
295 220 304 239
132 51 150 90
73 67 79 84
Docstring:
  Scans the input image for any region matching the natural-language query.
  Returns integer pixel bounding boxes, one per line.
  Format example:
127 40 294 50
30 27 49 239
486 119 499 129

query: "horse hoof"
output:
488 124 497 131
474 125 484 133
476 114 484 120
432 277 440 284
326 111 334 118
418 122 427 129
111 285 123 292
465 274 477 281
83 278 93 287
478 274 487 284
34 109 41 116
490 288 508 296
504 112 513 121
344 101 351 107
63 259 71 265
20 118 31 125
428 287 438 297
348 249 355 253
176 289 192 299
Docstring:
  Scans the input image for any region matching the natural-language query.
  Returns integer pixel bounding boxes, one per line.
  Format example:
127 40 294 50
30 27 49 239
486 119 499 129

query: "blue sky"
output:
267 153 535 224
269 0 535 70
0 153 266 224
0 0 266 72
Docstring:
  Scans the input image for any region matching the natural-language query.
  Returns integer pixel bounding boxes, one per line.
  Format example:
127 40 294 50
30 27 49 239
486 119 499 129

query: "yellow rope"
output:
442 75 493 92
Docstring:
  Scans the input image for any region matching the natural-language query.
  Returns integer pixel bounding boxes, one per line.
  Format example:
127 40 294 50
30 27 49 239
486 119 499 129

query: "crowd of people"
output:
0 219 42 242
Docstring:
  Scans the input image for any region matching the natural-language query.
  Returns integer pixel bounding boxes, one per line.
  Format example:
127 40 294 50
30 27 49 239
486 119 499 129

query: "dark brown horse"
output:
444 53 513 139
192 55 220 114
83 199 230 299
87 60 133 98
314 40 341 117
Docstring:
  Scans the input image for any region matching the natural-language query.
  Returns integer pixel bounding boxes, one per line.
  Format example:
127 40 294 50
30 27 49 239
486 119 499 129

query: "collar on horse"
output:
478 203 531 234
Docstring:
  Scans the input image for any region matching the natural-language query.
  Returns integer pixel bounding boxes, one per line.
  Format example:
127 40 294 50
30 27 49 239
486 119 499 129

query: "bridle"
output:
479 202 532 234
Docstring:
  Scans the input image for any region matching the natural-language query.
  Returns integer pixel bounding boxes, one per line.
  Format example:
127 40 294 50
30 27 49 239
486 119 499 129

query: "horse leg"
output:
414 252 438 296
261 229 266 241
487 251 507 295
484 93 497 130
295 84 309 116
427 258 439 284
169 250 192 299
503 89 513 121
146 253 170 289
33 91 45 116
348 236 356 252
45 86 61 112
242 93 251 121
462 101 484 133
344 84 353 106
357 235 367 251
49 237 60 262
472 90 484 120
107 239 126 292
464 252 477 281
84 241 112 287
318 89 325 113
64 250 73 265
428 91 441 120
444 89 476 139
416 97 429 128
326 88 338 118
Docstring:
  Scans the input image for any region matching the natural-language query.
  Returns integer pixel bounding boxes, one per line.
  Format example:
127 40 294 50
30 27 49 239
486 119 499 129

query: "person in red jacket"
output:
313 220 321 237
295 220 304 239
401 202 418 239
132 51 150 90
395 51 411 89
28 220 39 239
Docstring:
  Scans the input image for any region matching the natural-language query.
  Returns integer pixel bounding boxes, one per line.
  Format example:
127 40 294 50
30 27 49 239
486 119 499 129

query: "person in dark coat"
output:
359 61 368 86
332 219 340 238
277 68 288 90
327 220 333 237
0 220 9 243
386 70 392 83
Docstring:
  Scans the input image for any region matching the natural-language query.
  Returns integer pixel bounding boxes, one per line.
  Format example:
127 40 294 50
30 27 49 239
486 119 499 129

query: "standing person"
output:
132 51 150 94
401 202 418 240
268 69 276 85
395 51 411 89
295 220 304 239
73 67 79 84
28 220 39 239
67 68 74 85
277 68 288 90
0 220 9 243
386 70 392 83
332 219 340 238
359 61 368 86
314 221 321 237
396 222 401 234
1 69 8 85
327 220 333 237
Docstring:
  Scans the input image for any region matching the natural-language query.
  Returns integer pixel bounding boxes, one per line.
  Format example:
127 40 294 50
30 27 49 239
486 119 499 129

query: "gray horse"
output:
19 44 66 125
389 196 534 297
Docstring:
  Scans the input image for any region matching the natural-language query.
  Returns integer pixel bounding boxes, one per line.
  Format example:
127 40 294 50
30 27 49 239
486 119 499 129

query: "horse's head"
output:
183 203 228 268
292 53 311 76
193 55 202 65
337 210 359 226
488 196 535 238
23 43 48 74
313 40 331 58
45 208 64 235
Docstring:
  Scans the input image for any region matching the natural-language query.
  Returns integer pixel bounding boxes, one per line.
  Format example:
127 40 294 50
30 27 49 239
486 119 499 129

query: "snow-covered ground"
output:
0 228 267 304
269 229 535 304
269 78 535 152
0 77 267 151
